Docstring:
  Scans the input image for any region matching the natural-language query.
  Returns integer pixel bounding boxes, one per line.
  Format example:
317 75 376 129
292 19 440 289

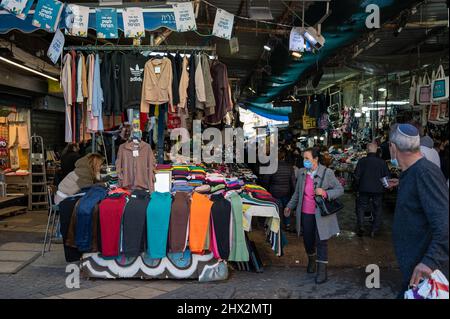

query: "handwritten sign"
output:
212 9 234 40
172 1 197 32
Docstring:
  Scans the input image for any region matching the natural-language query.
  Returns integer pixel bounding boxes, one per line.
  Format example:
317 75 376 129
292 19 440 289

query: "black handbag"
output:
314 168 344 216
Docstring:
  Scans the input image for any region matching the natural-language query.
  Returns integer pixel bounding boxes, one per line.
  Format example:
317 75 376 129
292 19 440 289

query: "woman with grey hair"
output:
284 147 344 284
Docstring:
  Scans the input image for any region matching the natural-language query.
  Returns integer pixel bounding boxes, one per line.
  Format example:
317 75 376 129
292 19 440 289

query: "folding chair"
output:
41 185 60 256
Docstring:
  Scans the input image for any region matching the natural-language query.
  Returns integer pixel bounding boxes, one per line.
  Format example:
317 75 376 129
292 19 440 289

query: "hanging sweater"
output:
116 140 155 191
189 192 213 254
120 53 148 109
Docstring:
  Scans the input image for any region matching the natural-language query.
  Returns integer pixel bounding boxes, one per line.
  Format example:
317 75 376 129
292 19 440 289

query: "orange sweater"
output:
189 192 213 254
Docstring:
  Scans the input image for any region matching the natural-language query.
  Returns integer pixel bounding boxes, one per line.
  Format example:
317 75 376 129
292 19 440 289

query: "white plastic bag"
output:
404 269 449 299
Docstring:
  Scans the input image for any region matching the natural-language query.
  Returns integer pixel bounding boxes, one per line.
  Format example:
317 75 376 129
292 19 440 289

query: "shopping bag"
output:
409 75 417 106
302 98 316 130
428 104 441 123
404 269 449 299
438 101 449 122
432 65 449 102
417 72 432 105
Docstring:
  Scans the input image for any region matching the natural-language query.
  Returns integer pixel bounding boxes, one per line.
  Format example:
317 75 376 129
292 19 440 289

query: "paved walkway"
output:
0 193 403 299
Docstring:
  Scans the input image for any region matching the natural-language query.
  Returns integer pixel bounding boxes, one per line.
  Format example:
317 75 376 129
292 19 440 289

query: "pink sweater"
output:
301 175 316 214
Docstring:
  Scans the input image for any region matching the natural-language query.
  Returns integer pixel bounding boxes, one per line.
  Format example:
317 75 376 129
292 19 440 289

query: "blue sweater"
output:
393 158 449 286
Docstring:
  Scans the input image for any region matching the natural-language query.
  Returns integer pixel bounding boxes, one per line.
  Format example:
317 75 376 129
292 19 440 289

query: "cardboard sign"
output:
65 4 89 37
172 1 197 32
96 8 118 39
212 8 234 40
47 28 64 64
122 7 145 38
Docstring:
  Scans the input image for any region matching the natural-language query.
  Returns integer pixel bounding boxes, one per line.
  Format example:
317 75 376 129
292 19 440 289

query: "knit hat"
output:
397 124 419 137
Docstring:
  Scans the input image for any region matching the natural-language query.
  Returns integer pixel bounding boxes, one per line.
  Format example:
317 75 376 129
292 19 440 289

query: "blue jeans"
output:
75 186 108 252
157 104 167 164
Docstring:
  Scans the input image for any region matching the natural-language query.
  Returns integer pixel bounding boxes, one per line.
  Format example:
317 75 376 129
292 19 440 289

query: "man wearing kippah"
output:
388 123 449 298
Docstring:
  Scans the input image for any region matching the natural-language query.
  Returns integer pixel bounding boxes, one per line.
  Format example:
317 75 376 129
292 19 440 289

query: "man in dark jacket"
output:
264 150 296 231
388 124 449 297
354 143 390 237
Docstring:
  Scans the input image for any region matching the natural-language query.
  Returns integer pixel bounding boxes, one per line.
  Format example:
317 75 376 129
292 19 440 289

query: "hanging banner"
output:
96 8 118 39
289 27 305 52
122 7 145 38
0 0 28 15
212 8 234 40
47 28 64 64
0 9 177 34
64 4 89 37
32 0 64 33
172 1 196 32
15 0 33 20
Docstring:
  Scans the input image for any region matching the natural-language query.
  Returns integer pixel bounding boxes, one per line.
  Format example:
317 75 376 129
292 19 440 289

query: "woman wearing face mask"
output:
284 147 344 284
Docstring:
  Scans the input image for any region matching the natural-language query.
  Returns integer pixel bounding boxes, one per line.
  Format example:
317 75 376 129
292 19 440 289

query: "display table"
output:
80 252 228 282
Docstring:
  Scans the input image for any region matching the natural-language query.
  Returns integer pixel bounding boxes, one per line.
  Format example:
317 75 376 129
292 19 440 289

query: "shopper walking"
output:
387 124 449 297
354 143 390 238
284 147 344 284
265 150 296 232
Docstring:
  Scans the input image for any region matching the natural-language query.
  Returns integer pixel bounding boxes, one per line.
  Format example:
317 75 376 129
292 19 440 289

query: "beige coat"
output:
178 56 190 109
116 141 155 191
140 57 173 113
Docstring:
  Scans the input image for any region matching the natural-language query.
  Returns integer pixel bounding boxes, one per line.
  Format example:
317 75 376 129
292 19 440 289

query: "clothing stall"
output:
0 107 31 215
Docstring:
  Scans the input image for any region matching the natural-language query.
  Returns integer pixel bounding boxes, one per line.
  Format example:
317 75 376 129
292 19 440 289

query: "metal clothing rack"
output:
63 45 217 52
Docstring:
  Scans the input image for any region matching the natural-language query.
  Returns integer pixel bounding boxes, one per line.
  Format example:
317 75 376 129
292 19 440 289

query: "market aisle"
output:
0 193 402 299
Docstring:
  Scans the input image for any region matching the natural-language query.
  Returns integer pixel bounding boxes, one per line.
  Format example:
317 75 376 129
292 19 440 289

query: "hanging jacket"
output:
62 53 73 143
111 52 123 115
206 60 231 124
187 54 197 113
140 57 173 113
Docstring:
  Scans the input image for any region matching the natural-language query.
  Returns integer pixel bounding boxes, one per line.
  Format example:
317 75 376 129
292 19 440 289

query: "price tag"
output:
133 150 139 157
155 66 161 74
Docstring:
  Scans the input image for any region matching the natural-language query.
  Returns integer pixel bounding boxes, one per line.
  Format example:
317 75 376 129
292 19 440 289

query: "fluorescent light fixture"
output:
248 6 273 20
0 56 59 82
314 136 318 140
263 45 272 51
378 88 387 92
302 27 325 50
291 51 302 58
319 136 325 141
355 112 362 118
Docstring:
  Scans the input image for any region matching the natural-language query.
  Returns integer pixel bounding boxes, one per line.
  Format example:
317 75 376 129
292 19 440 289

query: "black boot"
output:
307 254 316 273
315 262 328 284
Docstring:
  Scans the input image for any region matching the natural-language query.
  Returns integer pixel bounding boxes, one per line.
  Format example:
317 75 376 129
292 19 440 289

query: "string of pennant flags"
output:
0 0 317 64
